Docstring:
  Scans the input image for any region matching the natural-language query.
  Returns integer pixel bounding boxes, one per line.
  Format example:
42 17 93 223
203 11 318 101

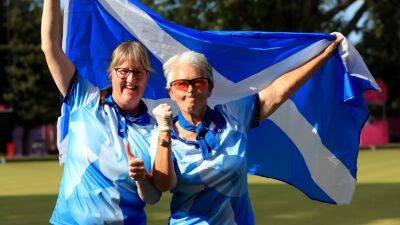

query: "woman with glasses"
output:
41 0 160 224
145 40 342 224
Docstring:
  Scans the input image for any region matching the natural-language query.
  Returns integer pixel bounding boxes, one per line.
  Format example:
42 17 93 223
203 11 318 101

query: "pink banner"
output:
363 79 388 105
360 119 389 147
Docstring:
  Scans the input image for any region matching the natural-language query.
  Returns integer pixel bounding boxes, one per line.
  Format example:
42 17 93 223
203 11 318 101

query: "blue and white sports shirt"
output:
50 71 156 225
150 94 260 225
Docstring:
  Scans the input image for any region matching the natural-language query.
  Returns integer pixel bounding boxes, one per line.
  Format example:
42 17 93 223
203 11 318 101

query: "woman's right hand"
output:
152 104 173 132
41 0 75 96
152 104 177 191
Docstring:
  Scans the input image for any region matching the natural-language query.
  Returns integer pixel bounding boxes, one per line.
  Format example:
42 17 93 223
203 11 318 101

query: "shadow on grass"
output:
147 182 400 225
250 183 400 225
0 194 57 225
1 183 399 225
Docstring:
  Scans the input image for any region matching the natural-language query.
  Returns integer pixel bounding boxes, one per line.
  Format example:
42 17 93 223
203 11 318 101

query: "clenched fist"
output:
152 103 173 131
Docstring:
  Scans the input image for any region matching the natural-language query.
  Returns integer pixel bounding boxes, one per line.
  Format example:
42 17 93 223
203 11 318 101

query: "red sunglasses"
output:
169 78 211 91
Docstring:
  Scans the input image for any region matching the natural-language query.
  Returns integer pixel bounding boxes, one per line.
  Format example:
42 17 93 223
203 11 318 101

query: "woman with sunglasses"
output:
146 37 342 224
41 0 160 224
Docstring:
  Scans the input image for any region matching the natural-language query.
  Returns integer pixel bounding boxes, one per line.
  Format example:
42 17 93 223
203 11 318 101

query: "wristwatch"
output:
160 138 171 148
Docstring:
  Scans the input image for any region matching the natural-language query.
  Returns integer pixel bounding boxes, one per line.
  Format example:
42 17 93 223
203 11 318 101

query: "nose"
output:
125 73 136 83
186 83 194 93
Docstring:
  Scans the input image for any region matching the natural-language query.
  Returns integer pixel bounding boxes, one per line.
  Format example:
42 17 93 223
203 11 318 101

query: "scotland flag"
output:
61 0 378 205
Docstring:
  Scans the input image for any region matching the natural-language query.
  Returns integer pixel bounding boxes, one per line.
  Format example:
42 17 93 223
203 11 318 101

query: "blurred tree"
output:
0 0 8 105
141 0 366 34
357 0 400 116
1 0 59 155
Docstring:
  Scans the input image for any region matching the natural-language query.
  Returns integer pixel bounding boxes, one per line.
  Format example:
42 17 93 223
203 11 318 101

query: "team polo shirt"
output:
50 71 156 225
150 94 260 225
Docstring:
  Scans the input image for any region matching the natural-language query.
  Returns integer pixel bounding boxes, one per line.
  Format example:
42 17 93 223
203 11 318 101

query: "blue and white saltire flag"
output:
61 0 379 205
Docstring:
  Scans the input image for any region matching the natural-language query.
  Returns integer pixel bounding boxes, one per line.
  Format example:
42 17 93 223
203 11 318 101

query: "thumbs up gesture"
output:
125 141 147 181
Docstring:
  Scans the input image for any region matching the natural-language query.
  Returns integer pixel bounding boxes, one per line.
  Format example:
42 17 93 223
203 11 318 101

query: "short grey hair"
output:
163 51 213 87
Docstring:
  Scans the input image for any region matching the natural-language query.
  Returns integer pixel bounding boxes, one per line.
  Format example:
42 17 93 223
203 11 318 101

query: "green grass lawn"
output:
0 150 399 225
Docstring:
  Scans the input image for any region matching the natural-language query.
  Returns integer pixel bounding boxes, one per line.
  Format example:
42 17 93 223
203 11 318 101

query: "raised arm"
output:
258 37 343 121
41 0 75 96
152 104 177 192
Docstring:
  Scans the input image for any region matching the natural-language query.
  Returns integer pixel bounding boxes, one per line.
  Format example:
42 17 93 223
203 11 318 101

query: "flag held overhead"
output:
62 0 378 204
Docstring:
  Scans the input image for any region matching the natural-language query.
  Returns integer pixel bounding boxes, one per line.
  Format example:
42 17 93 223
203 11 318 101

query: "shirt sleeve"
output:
62 69 100 112
217 93 260 132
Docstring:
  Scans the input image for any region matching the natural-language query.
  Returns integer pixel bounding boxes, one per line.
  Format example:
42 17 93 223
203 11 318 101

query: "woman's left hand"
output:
125 141 148 181
323 33 344 58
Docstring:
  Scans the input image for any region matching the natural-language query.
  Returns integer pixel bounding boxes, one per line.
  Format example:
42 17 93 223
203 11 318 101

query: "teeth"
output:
125 86 137 90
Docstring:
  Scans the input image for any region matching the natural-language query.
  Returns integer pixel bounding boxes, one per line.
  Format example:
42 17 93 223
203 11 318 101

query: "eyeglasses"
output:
169 78 211 91
114 67 148 80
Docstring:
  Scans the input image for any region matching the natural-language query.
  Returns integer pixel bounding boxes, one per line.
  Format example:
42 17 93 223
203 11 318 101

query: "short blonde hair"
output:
163 51 213 87
108 41 151 76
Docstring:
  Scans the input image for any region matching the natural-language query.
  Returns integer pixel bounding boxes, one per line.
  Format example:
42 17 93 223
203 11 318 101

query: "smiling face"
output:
168 62 212 118
111 60 148 113
108 41 151 114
